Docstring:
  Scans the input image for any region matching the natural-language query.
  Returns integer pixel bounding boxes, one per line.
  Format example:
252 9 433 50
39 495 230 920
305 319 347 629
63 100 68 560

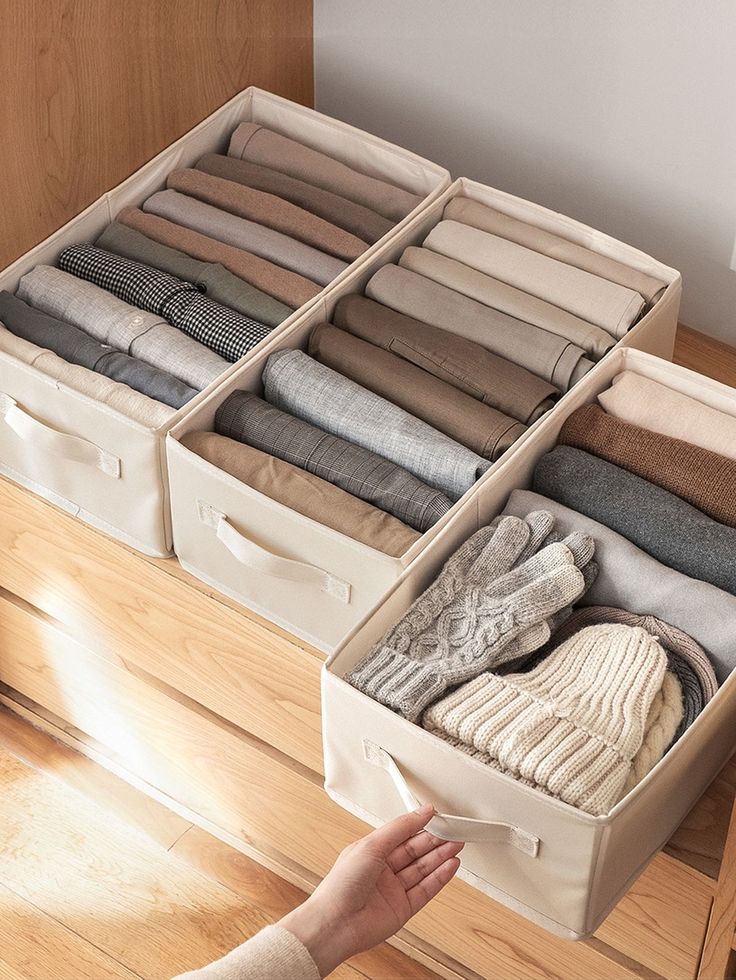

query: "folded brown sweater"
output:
558 403 736 527
117 207 321 309
167 169 369 262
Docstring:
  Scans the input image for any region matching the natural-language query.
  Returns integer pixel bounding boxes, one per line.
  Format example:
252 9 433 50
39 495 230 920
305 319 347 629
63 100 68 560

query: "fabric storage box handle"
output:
363 740 540 857
197 500 352 604
0 392 121 478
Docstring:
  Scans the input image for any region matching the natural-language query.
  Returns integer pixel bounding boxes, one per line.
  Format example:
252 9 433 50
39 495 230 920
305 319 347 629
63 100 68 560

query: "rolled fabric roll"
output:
332 293 558 425
167 169 368 262
58 244 271 362
263 348 491 501
0 323 174 428
399 245 615 360
366 264 593 391
558 403 736 527
117 207 320 310
196 153 393 245
309 323 525 461
181 430 420 557
445 197 667 305
424 220 645 337
503 488 733 685
0 291 196 409
214 391 452 532
97 220 292 327
143 190 347 286
598 371 736 462
533 446 736 596
227 123 421 223
18 265 228 391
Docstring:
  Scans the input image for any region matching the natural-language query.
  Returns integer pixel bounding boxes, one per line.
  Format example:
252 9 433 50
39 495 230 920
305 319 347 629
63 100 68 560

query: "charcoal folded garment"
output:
214 390 453 532
0 291 196 409
58 244 271 362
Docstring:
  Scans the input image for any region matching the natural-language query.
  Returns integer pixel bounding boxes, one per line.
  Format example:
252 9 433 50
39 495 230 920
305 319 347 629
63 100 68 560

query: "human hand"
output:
280 804 463 976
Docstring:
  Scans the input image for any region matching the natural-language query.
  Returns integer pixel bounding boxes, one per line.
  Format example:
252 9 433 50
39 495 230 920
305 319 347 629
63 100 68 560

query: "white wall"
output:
314 0 736 344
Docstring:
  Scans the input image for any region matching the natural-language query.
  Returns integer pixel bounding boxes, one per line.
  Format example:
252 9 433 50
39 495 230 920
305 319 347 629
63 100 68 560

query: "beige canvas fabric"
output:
424 220 646 337
445 197 666 304
598 371 736 462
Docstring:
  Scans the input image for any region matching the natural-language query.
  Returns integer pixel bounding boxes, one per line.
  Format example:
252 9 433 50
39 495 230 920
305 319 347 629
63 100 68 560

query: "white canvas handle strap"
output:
197 501 352 604
0 392 121 478
363 740 540 857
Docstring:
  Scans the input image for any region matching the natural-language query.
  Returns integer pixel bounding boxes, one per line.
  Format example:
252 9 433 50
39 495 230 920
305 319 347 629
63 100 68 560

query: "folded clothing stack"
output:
2 122 422 423
345 371 729 815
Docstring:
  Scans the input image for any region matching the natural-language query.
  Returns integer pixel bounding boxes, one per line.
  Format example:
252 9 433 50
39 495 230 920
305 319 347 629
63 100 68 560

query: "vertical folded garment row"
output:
346 370 729 816
184 194 667 552
0 122 425 421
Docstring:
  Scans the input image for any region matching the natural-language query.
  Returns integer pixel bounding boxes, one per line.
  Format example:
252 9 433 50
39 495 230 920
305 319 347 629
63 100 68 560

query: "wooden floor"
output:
0 324 733 980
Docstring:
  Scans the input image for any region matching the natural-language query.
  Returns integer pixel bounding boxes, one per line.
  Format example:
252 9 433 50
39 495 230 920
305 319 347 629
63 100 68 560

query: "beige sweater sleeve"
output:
173 924 321 980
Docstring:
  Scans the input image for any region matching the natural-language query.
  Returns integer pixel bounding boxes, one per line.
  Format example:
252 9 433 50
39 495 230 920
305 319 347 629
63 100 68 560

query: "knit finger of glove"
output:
347 544 585 721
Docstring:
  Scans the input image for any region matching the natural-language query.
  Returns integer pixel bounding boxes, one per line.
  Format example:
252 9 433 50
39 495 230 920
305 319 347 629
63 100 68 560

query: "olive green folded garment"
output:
196 154 393 245
97 220 291 328
366 264 593 392
425 220 645 338
445 197 667 305
117 207 321 309
167 169 368 262
0 323 175 428
181 430 420 558
332 293 558 425
309 323 526 461
399 245 615 360
228 122 421 223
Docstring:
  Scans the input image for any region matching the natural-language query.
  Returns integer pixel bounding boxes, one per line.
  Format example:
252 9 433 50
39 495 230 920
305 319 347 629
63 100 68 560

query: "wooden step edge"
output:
0 689 472 980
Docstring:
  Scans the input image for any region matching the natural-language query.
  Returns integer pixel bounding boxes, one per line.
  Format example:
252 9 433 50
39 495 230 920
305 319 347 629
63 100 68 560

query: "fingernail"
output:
416 802 435 815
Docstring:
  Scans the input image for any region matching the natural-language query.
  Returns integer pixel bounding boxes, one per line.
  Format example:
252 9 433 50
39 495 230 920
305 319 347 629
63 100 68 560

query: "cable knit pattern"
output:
423 624 668 815
347 514 591 721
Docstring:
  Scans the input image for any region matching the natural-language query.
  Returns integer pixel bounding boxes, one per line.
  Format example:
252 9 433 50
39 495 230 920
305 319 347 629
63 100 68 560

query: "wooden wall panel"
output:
0 0 313 268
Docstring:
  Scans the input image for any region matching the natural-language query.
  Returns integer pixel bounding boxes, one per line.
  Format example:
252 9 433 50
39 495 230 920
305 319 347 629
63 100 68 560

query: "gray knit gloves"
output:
346 511 596 722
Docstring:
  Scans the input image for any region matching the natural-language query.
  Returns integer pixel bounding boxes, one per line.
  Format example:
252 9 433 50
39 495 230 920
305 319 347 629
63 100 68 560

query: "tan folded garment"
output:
181 430 420 557
228 122 421 223
117 206 321 310
309 323 526 461
167 169 369 262
598 371 736 462
399 245 615 360
332 294 557 425
0 323 174 428
559 403 736 528
446 197 667 306
425 220 645 338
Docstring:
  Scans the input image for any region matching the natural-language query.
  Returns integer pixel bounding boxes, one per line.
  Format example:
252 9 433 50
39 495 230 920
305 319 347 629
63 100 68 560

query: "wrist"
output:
279 897 349 977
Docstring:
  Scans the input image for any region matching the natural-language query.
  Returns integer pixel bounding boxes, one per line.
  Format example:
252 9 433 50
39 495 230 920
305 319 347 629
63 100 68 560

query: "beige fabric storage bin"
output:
167 178 681 648
322 347 735 940
0 87 450 557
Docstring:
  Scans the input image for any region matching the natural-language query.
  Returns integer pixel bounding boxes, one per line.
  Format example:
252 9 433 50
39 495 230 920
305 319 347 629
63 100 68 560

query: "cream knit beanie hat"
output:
423 623 668 816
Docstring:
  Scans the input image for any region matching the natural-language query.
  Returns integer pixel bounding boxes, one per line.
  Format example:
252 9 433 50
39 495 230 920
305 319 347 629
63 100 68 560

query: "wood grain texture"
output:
0 0 313 270
675 324 736 388
699 795 736 979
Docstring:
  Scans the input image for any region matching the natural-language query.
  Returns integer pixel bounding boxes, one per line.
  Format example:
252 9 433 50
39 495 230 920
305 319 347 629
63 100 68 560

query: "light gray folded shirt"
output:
17 265 229 391
424 220 646 337
262 349 491 501
143 189 348 287
503 489 733 685
366 264 593 391
399 245 616 360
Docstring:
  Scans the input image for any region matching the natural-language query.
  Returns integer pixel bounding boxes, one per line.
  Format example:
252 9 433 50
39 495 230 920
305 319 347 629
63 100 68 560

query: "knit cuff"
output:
346 647 447 723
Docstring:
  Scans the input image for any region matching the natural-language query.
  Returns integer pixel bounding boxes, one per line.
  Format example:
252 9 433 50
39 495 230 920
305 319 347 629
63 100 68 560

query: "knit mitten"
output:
422 624 668 816
346 519 587 722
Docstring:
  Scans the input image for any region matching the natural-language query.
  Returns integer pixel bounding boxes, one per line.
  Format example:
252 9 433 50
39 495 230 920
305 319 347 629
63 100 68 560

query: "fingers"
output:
468 516 531 585
512 510 555 566
407 856 462 915
364 804 436 857
397 838 464 890
388 828 449 873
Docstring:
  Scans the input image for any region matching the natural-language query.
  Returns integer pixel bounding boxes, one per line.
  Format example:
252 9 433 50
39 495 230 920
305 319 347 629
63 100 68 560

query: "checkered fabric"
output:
59 244 271 362
215 391 453 533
